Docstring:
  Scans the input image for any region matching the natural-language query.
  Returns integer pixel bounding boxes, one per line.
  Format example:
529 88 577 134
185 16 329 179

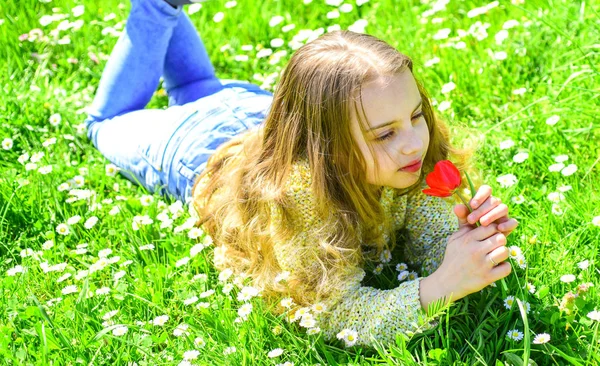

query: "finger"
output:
495 218 519 236
468 223 501 241
468 195 502 225
481 232 507 254
469 185 492 210
489 245 510 263
454 204 470 225
479 203 509 227
489 261 512 282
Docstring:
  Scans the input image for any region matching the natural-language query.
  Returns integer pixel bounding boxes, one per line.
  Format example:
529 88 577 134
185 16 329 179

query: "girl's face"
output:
350 72 429 190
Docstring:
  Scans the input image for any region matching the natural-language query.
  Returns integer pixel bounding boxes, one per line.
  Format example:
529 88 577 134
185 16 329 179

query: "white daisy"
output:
555 154 569 163
152 315 169 326
112 326 128 336
300 314 317 328
496 174 518 188
189 243 205 257
96 287 110 295
267 348 284 358
61 285 78 295
343 329 358 347
513 152 529 163
84 216 98 229
105 164 119 176
507 246 522 259
503 296 515 309
545 115 560 125
512 87 527 95
441 81 456 94
269 15 284 27
49 113 62 126
56 223 70 235
175 257 190 268
396 263 408 272
551 204 563 216
547 192 565 203
194 337 206 347
2 138 14 150
506 329 523 341
525 282 536 294
516 255 527 269
183 350 200 361
560 274 576 283
223 346 236 355
102 310 119 320
140 195 154 206
561 164 577 176
7 265 25 276
183 296 198 305
578 260 590 269
587 310 600 321
312 302 326 314
173 323 190 337
237 286 260 302
280 298 294 308
499 139 515 150
532 333 550 344
511 195 525 204
274 271 290 283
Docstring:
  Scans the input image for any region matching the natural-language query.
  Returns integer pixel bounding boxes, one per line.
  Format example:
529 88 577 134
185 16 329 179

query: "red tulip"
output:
422 160 462 197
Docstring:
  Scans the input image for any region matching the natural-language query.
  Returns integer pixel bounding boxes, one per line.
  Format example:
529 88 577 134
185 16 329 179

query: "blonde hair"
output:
193 30 479 309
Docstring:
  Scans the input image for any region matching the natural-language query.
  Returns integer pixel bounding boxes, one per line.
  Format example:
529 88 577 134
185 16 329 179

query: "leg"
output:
87 107 193 200
86 0 182 122
84 0 193 200
162 11 224 106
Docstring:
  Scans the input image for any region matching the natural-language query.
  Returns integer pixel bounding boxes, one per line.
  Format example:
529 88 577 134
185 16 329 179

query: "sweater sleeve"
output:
271 162 436 348
401 181 459 277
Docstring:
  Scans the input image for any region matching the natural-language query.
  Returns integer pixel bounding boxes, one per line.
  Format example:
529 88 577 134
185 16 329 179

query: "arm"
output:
270 164 437 348
402 181 459 277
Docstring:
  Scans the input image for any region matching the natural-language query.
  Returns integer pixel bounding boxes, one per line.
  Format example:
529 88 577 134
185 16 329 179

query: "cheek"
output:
418 123 430 149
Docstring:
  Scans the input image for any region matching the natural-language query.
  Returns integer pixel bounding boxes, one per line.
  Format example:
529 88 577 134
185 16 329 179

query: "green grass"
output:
1 0 599 364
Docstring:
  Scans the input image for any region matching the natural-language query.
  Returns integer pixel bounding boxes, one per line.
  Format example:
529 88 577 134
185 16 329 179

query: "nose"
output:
398 127 423 156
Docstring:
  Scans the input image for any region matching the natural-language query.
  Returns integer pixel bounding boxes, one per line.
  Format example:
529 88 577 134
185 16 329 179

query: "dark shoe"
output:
164 0 204 7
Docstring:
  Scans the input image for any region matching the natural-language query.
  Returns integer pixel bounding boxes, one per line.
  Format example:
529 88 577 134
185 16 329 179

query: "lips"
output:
401 159 422 169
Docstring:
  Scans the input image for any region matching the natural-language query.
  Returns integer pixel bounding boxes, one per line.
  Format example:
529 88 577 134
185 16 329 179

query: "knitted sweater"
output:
193 158 458 347
270 159 458 347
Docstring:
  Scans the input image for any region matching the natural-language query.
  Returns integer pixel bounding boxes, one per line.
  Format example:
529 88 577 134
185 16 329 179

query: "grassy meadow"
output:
1 0 600 364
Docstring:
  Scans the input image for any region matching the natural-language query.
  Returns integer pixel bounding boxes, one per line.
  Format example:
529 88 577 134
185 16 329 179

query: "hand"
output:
454 185 519 236
425 223 512 305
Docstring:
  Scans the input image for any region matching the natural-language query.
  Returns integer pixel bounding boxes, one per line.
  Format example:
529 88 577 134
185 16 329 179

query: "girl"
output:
85 0 519 348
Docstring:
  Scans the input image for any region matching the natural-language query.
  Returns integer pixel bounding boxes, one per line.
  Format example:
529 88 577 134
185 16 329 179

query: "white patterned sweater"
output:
193 158 459 347
270 159 459 347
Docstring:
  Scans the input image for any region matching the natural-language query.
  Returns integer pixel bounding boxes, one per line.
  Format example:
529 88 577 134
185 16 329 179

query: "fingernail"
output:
468 214 474 222
471 200 478 208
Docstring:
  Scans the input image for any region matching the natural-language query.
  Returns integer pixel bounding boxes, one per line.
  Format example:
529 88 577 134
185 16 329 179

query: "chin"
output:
389 174 420 189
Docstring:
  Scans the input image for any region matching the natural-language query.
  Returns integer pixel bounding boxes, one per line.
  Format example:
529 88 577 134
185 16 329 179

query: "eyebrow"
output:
367 100 423 132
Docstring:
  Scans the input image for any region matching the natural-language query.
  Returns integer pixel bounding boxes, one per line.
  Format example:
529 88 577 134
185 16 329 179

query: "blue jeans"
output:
85 0 273 203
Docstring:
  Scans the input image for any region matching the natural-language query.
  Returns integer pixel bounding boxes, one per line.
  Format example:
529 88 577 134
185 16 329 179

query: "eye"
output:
375 112 425 142
413 111 424 120
375 131 395 142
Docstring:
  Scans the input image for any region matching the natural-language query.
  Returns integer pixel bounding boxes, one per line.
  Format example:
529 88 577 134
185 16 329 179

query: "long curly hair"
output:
192 30 479 309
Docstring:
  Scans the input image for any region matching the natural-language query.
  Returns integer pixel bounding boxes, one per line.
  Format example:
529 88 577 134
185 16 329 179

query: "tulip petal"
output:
422 188 453 197
437 160 461 188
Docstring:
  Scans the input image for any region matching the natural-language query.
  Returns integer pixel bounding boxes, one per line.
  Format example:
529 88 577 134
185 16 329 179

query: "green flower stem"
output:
454 190 480 227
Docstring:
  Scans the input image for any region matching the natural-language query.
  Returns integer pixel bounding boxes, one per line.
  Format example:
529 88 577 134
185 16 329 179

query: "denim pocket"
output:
176 117 248 182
